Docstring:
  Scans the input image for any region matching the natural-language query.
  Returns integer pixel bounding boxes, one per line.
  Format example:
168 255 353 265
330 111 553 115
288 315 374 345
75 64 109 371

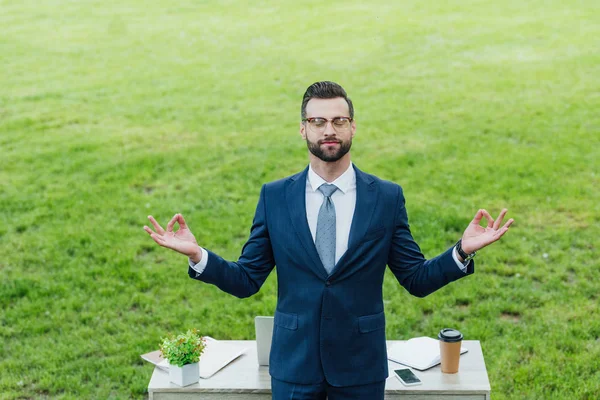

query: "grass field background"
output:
1 0 599 398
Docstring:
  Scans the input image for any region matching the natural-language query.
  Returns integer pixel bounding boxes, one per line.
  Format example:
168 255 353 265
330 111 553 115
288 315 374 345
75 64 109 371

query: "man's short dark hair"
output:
301 81 354 120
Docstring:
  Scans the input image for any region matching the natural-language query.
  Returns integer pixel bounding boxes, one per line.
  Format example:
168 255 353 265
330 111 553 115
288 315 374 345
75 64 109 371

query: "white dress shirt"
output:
190 163 468 273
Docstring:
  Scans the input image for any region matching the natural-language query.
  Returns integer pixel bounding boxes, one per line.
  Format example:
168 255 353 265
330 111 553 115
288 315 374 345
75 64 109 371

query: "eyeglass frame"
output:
301 116 354 133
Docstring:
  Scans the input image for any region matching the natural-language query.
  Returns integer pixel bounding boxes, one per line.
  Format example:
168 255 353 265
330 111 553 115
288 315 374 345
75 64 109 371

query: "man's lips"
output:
321 140 340 145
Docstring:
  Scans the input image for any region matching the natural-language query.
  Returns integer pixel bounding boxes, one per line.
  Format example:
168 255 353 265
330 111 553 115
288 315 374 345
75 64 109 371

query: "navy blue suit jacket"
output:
189 165 474 386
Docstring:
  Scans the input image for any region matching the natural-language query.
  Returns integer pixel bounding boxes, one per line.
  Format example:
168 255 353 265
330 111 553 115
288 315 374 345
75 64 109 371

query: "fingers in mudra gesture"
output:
461 208 514 254
143 214 200 258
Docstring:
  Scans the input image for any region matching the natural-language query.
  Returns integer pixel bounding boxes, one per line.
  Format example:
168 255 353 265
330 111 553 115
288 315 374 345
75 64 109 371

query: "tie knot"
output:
318 183 338 198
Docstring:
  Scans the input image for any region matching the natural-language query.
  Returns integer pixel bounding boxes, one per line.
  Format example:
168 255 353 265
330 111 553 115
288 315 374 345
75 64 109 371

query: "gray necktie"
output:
316 184 338 274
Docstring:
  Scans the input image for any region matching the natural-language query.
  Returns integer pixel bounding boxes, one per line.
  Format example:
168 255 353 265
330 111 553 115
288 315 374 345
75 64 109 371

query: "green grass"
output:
1 0 599 398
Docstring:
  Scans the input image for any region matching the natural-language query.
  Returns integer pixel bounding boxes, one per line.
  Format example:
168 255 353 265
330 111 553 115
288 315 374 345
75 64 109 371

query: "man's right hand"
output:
143 214 203 263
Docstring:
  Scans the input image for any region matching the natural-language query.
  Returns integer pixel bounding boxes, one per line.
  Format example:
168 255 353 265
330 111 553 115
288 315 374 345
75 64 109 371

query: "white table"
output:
148 340 491 399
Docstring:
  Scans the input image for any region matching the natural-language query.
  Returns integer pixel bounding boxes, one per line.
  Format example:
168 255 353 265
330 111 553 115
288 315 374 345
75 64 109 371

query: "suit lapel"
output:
285 167 329 280
331 165 378 276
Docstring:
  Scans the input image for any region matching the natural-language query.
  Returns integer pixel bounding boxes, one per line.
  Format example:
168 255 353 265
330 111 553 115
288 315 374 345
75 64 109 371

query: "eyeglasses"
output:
302 117 353 133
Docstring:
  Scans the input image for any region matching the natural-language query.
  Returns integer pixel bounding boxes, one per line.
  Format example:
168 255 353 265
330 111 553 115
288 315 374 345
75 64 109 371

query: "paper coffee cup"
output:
438 328 463 374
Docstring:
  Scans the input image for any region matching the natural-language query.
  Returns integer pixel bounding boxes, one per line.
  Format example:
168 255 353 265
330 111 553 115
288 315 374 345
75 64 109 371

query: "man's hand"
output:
460 209 514 255
143 214 202 262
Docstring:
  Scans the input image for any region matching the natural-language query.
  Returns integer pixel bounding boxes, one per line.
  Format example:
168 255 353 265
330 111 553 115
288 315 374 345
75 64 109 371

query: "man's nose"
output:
323 121 337 136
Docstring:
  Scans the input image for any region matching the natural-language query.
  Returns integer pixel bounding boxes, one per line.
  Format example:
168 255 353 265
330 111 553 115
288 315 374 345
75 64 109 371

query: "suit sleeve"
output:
188 184 275 298
387 186 474 297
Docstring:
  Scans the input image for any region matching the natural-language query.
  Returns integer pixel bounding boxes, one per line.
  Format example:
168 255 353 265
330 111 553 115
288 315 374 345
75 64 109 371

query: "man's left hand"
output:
461 208 514 254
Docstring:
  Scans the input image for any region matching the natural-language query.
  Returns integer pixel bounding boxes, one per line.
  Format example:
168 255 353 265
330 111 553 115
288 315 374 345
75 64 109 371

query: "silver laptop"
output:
254 316 274 366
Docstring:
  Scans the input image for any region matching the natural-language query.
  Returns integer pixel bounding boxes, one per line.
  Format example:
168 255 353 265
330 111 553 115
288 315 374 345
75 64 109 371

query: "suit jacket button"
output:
325 280 331 287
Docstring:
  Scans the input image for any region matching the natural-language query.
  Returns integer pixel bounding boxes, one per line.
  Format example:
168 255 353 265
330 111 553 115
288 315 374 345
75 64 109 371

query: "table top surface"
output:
148 340 490 395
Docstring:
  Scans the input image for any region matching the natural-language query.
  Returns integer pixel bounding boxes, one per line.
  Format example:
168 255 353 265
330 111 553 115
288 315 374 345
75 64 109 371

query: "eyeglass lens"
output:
308 118 351 132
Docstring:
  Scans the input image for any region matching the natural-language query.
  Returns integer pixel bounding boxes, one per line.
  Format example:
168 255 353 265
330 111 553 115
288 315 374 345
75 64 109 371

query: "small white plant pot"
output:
169 362 199 387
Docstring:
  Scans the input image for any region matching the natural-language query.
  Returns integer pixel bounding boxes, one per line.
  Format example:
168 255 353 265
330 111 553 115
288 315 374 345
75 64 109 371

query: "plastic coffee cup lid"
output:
438 328 463 342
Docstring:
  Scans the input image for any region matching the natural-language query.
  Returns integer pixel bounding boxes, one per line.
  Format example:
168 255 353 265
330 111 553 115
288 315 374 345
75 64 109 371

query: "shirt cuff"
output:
189 248 209 274
452 247 470 273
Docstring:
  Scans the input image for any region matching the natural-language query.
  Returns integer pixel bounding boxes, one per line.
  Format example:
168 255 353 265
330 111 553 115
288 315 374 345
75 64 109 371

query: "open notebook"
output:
388 336 468 371
141 336 247 379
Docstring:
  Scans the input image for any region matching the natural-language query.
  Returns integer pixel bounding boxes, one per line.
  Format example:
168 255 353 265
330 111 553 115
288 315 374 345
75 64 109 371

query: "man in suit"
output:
144 81 513 399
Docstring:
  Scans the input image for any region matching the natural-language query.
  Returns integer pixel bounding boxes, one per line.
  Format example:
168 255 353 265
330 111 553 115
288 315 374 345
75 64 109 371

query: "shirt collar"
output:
307 162 355 194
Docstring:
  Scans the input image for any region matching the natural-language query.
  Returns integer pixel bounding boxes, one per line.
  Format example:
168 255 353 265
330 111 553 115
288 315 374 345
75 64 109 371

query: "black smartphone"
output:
393 368 422 386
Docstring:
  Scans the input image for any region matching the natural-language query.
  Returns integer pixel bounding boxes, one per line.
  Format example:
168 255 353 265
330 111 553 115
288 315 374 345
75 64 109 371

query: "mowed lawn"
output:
1 0 599 398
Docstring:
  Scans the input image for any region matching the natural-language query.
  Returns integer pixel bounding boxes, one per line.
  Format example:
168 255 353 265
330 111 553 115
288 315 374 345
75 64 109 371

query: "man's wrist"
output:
460 241 476 255
456 239 476 262
189 247 203 264
455 239 475 263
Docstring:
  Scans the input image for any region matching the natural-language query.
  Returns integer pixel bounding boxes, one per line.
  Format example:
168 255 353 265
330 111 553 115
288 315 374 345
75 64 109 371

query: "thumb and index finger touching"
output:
471 208 515 231
144 213 188 234
165 213 190 232
471 209 495 228
143 213 190 250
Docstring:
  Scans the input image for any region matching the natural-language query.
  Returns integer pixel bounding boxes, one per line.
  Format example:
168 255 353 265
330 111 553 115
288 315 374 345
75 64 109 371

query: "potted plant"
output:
159 328 207 387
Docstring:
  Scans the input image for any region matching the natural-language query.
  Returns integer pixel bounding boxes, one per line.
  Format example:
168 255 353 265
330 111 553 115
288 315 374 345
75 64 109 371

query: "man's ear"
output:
351 119 356 138
300 122 307 139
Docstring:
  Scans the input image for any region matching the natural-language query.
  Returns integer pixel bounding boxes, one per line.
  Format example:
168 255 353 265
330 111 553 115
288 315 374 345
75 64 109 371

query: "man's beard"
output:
306 137 352 162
